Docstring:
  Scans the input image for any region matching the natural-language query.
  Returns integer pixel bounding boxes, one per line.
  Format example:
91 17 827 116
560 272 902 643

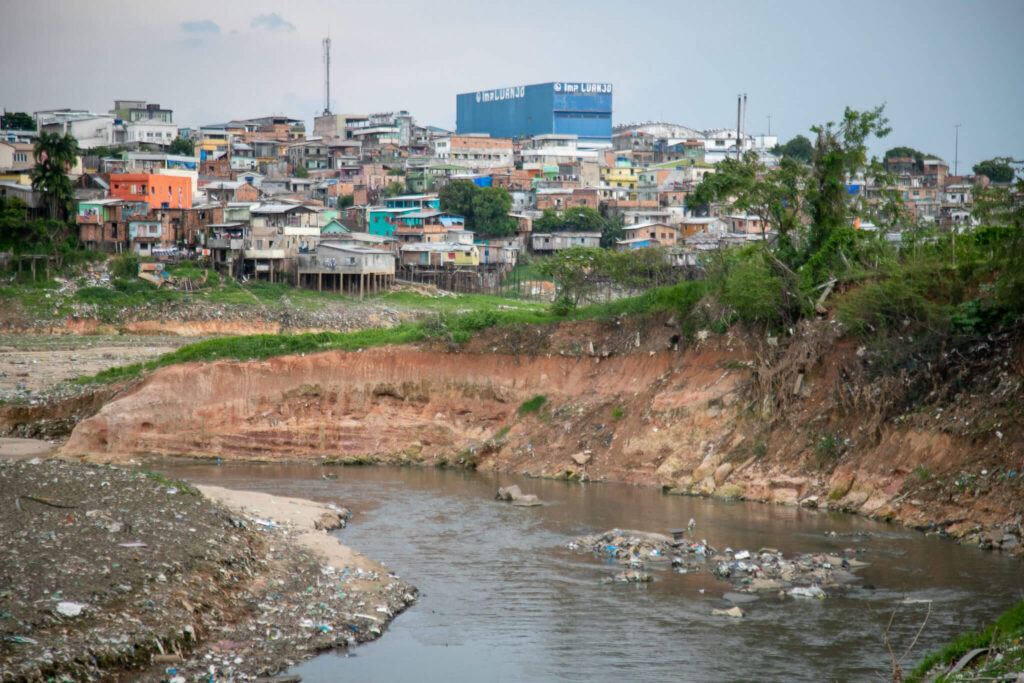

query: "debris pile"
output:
0 459 416 682
495 485 542 507
569 528 868 596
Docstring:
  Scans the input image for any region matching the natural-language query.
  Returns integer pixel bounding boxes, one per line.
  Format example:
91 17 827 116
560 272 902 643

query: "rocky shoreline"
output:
0 458 416 682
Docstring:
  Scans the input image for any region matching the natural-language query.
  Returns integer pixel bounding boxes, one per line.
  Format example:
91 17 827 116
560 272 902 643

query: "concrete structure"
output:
111 100 173 124
122 120 178 147
457 82 613 147
0 142 33 172
36 110 115 149
433 135 514 169
531 231 601 253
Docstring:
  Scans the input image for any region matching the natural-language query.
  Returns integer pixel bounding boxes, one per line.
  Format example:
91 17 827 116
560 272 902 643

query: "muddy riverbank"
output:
57 324 1024 554
0 458 415 682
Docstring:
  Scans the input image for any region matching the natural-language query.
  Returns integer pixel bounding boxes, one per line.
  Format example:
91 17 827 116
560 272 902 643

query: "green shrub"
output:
110 253 141 279
721 253 787 326
518 395 547 415
814 432 842 469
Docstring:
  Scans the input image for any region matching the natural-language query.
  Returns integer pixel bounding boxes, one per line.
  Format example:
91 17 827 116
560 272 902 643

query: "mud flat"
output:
0 458 415 682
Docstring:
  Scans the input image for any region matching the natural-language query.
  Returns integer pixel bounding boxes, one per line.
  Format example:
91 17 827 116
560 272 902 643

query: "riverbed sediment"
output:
0 457 415 682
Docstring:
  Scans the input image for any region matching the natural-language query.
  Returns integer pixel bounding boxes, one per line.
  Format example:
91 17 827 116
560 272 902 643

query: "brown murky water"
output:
165 463 1023 682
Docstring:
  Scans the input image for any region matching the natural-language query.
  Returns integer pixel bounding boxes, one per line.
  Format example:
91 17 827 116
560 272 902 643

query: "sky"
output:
2 0 1021 170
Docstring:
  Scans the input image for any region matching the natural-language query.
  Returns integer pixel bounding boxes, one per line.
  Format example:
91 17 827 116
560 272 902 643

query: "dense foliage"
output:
771 135 813 162
1 111 35 130
972 157 1016 183
439 180 517 236
31 132 79 223
167 137 194 156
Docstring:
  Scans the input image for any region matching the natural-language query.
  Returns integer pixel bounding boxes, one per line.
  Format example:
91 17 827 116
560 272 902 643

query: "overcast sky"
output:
2 0 1021 170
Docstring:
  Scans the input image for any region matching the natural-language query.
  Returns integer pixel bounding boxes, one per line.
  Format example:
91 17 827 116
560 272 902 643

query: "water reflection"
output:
164 463 1023 682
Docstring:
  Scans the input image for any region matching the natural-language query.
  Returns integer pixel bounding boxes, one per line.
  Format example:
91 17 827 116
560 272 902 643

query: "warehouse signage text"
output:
475 86 526 103
553 82 613 94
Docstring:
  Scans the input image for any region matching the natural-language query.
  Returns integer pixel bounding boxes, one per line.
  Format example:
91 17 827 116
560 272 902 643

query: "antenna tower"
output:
322 37 332 115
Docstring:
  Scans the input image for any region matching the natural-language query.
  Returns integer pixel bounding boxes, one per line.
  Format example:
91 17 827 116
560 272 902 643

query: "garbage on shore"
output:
0 458 416 682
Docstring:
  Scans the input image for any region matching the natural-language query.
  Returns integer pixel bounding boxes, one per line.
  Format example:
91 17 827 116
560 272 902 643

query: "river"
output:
164 463 1023 682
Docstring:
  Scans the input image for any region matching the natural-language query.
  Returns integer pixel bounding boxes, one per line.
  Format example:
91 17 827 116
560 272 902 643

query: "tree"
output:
600 214 625 248
438 179 477 224
687 152 806 247
338 194 354 209
471 186 515 236
805 105 891 257
167 137 194 156
383 181 405 198
31 132 78 223
294 165 310 179
538 246 608 310
1 111 36 131
532 208 562 233
0 196 30 251
973 158 1016 183
771 135 813 163
972 173 1023 229
386 167 405 176
559 206 604 232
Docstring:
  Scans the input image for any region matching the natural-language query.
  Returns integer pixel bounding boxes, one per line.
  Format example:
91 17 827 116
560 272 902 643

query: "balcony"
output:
244 248 286 259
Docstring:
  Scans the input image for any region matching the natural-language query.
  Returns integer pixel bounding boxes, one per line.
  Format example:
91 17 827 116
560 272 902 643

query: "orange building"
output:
108 173 192 210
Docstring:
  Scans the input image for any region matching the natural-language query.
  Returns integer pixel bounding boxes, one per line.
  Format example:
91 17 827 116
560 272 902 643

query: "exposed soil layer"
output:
59 317 1024 553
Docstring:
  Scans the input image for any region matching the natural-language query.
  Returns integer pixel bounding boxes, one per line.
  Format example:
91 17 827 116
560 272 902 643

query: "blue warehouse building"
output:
456 82 613 147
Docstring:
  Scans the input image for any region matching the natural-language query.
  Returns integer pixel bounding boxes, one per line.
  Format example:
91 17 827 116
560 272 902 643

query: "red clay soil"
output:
59 319 1024 553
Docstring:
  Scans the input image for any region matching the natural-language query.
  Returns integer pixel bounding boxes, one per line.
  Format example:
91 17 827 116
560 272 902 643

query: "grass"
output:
517 395 547 415
377 290 544 314
611 406 624 420
908 601 1024 682
69 279 712 387
141 470 198 496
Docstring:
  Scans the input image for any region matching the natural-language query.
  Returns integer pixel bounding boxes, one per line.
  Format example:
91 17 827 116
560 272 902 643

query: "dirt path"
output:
0 335 185 401
0 437 56 460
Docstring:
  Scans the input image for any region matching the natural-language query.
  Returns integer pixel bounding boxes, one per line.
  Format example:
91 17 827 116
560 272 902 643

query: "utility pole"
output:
741 93 748 157
736 95 742 160
954 123 961 176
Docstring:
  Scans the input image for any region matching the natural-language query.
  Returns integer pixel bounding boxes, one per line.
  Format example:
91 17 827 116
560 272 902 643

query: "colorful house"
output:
128 218 166 255
109 173 192 210
616 222 679 250
399 242 479 267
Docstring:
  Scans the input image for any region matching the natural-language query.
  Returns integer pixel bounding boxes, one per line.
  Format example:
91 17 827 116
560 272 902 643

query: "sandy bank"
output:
197 484 392 592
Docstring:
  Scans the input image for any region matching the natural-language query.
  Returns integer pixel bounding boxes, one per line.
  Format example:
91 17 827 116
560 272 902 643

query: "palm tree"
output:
31 132 79 223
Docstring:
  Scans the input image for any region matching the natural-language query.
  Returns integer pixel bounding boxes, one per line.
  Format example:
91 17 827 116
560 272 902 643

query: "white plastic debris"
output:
56 601 87 617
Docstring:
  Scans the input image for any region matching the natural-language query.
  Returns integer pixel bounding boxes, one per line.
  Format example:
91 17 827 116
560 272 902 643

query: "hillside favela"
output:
1 1 1022 681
